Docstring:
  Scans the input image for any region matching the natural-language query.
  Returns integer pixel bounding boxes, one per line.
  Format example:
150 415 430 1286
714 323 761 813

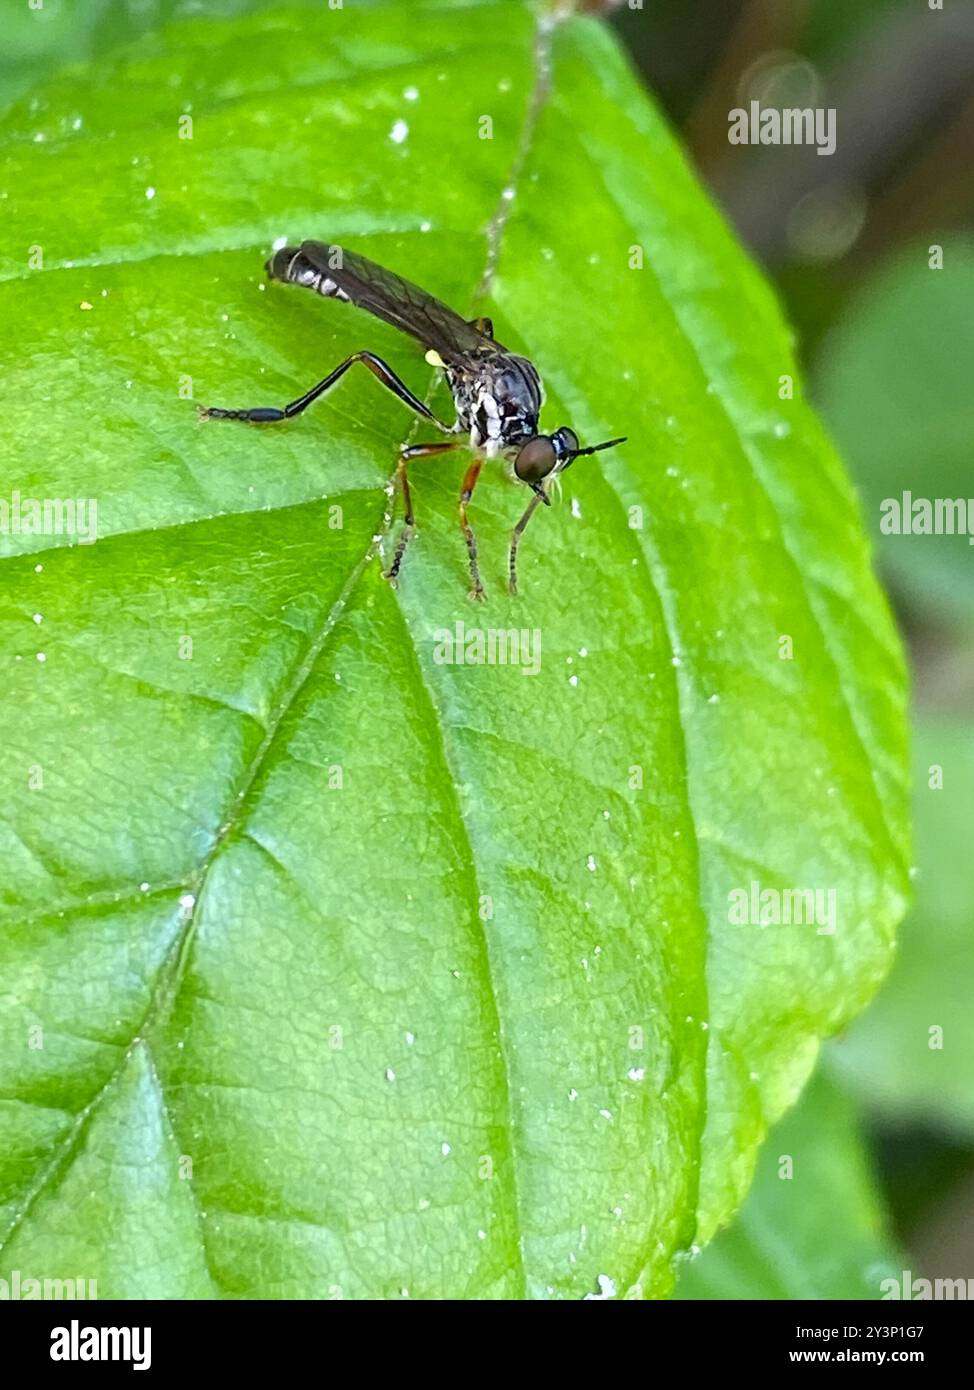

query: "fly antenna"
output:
569 435 627 459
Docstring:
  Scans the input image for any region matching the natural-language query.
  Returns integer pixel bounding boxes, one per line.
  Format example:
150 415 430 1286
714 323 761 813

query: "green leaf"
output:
674 1068 905 1300
0 0 909 1298
816 240 974 628
830 718 974 1136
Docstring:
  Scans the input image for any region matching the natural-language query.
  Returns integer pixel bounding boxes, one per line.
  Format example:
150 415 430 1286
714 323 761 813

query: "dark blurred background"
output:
610 0 974 1285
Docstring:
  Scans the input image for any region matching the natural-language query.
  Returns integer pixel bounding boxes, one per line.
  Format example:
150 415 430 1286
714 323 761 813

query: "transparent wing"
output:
267 241 499 366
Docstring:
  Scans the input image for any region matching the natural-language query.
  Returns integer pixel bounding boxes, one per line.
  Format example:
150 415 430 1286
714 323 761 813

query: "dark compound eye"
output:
514 435 557 483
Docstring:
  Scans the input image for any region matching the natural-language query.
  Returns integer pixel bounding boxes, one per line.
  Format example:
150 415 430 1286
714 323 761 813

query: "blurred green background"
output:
3 0 972 1296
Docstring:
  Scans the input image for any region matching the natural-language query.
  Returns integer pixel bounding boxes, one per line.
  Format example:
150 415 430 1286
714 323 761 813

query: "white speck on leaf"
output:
584 1274 617 1301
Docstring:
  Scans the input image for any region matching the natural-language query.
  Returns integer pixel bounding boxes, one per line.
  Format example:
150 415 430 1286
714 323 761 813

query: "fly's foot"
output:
199 405 285 422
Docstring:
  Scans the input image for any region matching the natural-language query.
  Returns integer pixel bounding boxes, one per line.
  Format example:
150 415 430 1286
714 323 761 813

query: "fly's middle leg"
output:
384 440 464 587
384 455 414 586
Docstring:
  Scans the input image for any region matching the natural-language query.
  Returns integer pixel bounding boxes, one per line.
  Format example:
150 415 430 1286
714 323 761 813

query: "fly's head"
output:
512 428 628 503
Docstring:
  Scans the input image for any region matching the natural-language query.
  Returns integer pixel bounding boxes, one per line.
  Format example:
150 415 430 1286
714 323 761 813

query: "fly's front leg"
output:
200 351 455 432
458 458 485 602
509 488 549 596
384 440 464 586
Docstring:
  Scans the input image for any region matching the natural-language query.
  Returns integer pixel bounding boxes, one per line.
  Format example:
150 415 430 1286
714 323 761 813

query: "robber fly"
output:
201 241 625 598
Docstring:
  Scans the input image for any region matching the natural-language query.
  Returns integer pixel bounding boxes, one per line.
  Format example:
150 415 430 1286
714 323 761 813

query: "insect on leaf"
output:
0 0 909 1298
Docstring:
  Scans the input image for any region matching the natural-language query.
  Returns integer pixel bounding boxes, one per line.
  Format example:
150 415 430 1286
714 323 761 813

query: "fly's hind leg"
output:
458 458 485 602
200 351 455 432
383 440 465 587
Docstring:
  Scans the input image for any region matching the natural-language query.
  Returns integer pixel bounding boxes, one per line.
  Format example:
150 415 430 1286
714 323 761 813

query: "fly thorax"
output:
473 386 504 446
490 354 542 448
446 352 542 449
446 368 481 438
